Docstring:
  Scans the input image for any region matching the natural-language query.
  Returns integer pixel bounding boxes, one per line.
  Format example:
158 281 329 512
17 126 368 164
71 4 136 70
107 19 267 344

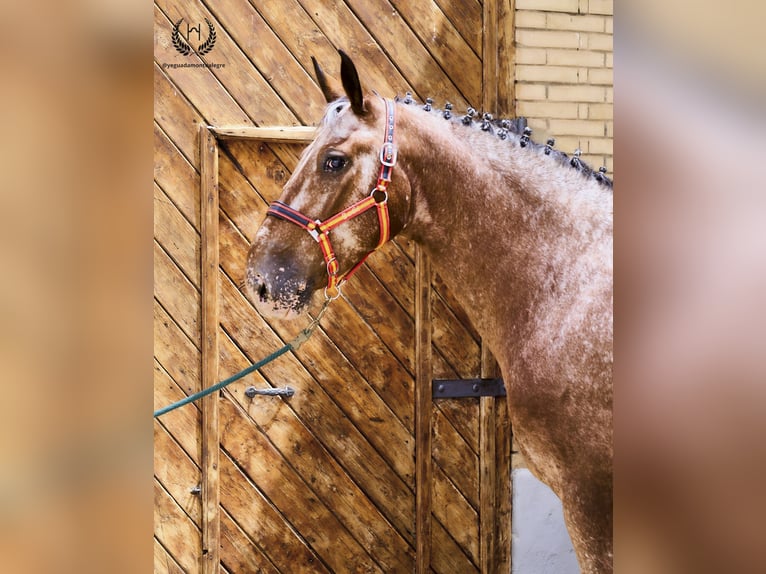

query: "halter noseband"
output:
266 98 397 299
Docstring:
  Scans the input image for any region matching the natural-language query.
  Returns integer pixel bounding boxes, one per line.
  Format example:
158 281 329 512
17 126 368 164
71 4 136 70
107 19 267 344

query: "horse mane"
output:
394 93 613 190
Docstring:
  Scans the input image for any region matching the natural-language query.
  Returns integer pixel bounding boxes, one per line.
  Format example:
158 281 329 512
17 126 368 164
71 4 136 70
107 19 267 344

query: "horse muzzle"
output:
245 244 318 318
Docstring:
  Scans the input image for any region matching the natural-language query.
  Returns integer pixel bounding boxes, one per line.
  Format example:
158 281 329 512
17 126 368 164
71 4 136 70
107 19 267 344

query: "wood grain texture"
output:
154 0 517 570
415 246 433 573
200 127 220 574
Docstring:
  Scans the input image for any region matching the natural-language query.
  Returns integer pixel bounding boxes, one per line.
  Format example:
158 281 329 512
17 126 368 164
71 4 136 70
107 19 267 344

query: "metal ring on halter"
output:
370 187 388 204
324 283 343 301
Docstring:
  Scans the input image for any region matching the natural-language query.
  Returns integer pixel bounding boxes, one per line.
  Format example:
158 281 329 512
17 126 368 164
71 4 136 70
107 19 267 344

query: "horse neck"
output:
395 107 612 357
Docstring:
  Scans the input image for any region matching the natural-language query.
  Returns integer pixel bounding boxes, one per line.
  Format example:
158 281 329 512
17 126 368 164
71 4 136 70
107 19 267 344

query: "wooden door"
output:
154 0 515 572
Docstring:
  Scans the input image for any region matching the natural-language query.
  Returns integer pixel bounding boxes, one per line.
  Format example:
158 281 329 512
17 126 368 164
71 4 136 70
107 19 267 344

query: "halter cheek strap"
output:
266 98 397 298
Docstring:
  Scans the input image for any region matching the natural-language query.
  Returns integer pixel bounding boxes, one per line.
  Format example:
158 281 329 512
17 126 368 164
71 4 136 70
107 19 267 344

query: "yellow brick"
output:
586 32 613 51
517 101 580 119
516 11 547 29
606 121 613 138
547 13 605 32
588 137 613 155
546 48 605 67
578 103 589 118
549 119 606 137
605 52 613 68
527 118 550 134
551 136 585 154
515 83 547 101
588 0 613 15
516 47 547 65
605 16 613 34
517 65 580 83
606 87 613 103
548 84 606 102
582 154 607 169
588 67 613 85
516 0 579 12
587 103 613 120
517 29 581 49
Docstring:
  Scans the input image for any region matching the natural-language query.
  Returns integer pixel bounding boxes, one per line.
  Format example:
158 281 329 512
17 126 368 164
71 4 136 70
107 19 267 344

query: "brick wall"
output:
514 0 613 176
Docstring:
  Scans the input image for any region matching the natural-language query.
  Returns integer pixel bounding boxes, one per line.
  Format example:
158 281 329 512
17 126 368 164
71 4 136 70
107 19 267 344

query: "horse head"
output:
246 51 412 317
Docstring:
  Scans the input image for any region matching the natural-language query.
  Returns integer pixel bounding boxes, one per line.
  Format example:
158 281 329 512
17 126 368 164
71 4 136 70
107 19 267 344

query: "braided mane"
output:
394 93 613 189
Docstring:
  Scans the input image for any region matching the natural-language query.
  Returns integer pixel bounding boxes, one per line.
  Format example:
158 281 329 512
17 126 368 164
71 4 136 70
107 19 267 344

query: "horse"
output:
246 50 613 573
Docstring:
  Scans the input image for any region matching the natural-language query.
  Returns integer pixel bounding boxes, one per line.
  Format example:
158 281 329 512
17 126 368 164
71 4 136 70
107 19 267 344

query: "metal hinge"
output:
432 378 506 398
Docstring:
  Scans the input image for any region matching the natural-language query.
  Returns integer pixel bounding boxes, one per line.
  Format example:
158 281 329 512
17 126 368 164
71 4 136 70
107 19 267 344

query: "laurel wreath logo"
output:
172 18 217 56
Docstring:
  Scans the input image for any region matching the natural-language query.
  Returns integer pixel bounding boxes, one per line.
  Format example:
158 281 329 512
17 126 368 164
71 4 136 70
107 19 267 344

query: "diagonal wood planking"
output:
154 0 509 571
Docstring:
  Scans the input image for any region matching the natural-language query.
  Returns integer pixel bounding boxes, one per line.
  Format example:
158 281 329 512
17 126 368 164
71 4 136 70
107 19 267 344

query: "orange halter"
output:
267 99 396 299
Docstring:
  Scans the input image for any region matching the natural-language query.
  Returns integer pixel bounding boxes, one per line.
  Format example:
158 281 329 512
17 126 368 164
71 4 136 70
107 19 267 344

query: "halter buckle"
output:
379 142 397 167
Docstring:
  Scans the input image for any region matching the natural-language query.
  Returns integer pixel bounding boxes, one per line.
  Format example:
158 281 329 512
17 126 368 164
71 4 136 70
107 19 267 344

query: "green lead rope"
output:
153 300 331 418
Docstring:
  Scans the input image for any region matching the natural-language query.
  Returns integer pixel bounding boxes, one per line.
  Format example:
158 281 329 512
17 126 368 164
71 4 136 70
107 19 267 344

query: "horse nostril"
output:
258 282 268 302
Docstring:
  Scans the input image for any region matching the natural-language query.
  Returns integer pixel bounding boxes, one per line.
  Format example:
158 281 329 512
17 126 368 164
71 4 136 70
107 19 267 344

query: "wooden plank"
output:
434 396 480 455
483 0 499 114
432 292 481 379
432 408 480 510
217 254 416 480
340 265 417 377
212 126 316 142
154 359 201 464
480 344 499 573
221 354 416 572
219 398 385 573
435 0 483 56
154 2 295 127
219 452 330 573
154 420 202 525
154 64 201 166
154 121 200 228
432 272 481 342
154 183 201 288
497 0 517 115
200 126 220 574
154 480 202 573
431 519 479 574
389 0 483 104
219 509 280 574
216 274 416 541
495 396 513 573
200 0 327 124
155 536 185 574
154 299 201 393
343 0 471 106
153 8 255 128
216 140 293 241
415 245 433 573
290 0 413 97
433 464 479 564
154 240 200 346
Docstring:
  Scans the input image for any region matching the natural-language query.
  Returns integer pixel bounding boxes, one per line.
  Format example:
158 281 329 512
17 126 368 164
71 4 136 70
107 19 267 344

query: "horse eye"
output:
323 155 347 173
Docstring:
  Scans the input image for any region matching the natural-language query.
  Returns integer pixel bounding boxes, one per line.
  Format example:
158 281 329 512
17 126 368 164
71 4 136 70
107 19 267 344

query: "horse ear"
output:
312 56 342 103
339 50 366 116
